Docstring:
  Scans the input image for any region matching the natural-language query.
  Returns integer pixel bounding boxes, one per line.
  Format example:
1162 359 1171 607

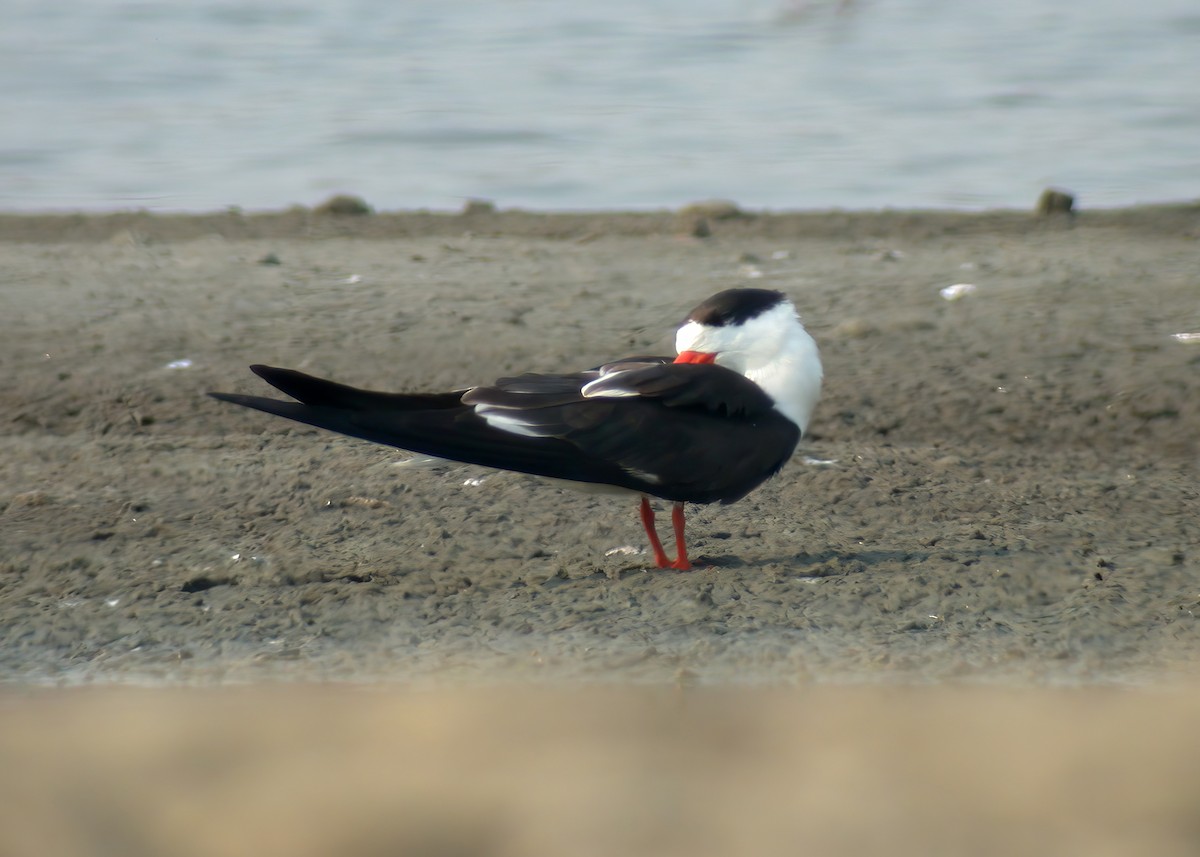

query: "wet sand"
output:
3 203 1198 685
2 202 1199 854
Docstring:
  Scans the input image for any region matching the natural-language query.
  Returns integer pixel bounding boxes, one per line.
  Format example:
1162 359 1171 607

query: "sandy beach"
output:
2 203 1199 854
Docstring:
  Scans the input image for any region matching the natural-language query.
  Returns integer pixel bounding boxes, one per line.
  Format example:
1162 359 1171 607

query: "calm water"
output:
2 0 1198 212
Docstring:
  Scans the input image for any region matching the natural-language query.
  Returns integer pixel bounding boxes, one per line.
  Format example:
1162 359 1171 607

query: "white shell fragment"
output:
605 545 644 557
1172 332 1200 343
164 358 193 369
393 455 452 469
940 283 977 301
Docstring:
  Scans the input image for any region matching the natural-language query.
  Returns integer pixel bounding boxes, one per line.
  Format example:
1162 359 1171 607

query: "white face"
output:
675 301 801 373
674 299 823 432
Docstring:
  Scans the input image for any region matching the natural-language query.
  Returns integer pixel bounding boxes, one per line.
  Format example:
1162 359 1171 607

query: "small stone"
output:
257 252 281 266
461 198 496 216
1035 188 1075 216
679 199 746 221
314 194 372 216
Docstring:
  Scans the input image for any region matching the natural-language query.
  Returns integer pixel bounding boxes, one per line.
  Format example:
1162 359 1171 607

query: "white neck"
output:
677 302 824 434
742 325 822 433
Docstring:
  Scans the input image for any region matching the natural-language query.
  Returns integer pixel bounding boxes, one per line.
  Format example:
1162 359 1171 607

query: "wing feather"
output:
211 360 799 504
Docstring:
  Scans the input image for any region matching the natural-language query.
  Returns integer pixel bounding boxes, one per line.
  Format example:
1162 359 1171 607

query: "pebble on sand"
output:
1035 188 1075 216
461 199 497 216
677 199 747 238
314 194 372 216
679 200 747 222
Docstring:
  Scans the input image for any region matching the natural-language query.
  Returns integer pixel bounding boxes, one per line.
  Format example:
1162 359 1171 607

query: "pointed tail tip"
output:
208 366 278 401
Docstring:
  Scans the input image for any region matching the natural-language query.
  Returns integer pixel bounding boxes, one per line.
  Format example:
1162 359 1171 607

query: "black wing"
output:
210 360 799 504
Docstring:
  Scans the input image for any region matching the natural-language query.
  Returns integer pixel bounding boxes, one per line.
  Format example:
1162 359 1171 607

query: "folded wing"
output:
210 360 799 504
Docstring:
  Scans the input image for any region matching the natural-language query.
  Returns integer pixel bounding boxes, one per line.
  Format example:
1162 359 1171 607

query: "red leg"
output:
670 501 691 570
639 496 672 568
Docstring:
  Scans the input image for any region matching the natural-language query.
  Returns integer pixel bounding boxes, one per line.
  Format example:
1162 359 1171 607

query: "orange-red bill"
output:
674 350 716 365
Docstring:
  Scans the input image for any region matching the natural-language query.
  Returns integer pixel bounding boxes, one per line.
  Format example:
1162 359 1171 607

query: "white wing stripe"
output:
474 405 557 438
581 375 641 398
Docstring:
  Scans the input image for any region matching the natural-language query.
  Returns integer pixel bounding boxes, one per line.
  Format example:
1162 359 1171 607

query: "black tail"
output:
208 365 468 446
208 365 623 484
243 364 466 410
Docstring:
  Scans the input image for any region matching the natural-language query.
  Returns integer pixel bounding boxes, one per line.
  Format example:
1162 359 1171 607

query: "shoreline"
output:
0 199 1197 244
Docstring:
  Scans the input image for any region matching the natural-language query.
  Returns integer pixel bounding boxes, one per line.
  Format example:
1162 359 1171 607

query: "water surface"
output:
2 0 1198 211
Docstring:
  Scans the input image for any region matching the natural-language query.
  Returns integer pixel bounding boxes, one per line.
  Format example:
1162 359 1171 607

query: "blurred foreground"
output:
3 683 1200 857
